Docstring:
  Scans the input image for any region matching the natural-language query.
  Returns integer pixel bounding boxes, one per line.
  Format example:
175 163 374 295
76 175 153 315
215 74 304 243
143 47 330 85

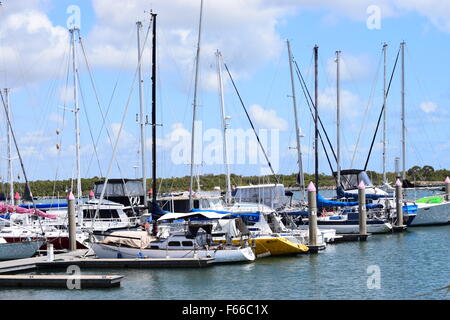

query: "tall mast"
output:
136 20 148 212
70 28 82 207
3 88 13 205
215 50 232 204
287 40 305 201
401 41 406 181
314 45 319 189
382 43 388 184
151 12 158 204
335 50 341 189
189 0 204 210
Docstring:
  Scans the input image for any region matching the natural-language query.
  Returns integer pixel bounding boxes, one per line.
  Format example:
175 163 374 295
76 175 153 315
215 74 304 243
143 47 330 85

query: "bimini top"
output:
333 170 374 191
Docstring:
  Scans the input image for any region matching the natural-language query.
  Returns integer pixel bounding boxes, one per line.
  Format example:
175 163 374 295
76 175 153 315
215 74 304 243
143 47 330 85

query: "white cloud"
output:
109 123 136 149
0 4 69 87
326 53 374 82
420 101 438 113
248 104 288 131
156 122 191 150
19 130 52 144
84 0 289 90
319 87 363 118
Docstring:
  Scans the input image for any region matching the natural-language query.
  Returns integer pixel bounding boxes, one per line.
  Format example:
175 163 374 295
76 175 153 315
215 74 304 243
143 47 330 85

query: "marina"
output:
0 0 449 304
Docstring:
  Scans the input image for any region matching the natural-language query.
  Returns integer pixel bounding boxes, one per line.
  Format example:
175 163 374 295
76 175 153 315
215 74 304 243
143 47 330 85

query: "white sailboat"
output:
92 211 255 263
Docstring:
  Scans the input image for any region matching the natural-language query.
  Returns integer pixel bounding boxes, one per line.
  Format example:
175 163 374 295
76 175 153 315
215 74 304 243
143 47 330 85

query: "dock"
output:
0 274 123 288
0 249 92 274
36 257 215 269
333 234 370 243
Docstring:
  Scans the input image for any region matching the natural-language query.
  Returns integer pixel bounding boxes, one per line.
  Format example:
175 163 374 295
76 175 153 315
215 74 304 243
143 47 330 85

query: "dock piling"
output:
445 177 450 201
307 182 318 252
358 181 367 236
67 191 77 251
394 179 407 232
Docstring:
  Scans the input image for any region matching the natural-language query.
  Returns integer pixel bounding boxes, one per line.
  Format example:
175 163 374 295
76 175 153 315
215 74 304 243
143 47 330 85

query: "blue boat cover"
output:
19 203 68 209
336 187 390 200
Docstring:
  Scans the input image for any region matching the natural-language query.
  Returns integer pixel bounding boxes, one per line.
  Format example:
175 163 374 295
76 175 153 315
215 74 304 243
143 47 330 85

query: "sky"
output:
0 0 450 188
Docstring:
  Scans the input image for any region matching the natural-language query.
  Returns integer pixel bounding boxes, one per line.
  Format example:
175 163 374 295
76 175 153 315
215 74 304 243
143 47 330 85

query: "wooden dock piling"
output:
358 181 367 237
394 179 407 232
307 182 321 253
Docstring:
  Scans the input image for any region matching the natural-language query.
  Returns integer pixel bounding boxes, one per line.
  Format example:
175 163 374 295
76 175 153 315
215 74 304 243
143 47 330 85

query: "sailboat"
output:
369 42 449 226
93 211 255 263
0 85 46 259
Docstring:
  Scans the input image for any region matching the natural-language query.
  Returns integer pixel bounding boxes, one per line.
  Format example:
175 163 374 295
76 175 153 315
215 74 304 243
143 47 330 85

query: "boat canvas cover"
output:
101 231 156 249
233 184 289 209
158 211 229 221
216 219 240 238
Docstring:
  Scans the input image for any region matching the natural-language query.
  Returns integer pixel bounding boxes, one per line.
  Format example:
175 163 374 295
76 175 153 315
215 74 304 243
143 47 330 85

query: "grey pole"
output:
336 51 341 189
136 21 148 214
358 181 367 235
400 42 406 181
382 43 388 184
3 88 14 205
215 50 232 205
287 40 305 201
67 191 77 251
395 179 404 227
445 177 450 201
307 181 318 247
189 0 204 210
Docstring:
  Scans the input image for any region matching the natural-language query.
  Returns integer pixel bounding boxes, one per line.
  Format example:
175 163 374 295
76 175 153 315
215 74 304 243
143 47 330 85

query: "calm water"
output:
0 224 448 300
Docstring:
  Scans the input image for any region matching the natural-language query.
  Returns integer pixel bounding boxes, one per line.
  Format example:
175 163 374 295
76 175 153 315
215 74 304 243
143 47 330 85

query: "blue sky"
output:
0 0 449 188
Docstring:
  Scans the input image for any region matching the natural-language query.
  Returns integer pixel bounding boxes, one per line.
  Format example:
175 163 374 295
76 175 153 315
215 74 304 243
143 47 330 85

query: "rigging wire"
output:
91 17 153 227
223 63 280 184
364 45 401 171
350 50 383 167
0 90 44 236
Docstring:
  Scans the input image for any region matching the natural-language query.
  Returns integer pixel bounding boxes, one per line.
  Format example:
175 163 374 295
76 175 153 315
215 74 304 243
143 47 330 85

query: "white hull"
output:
412 202 450 226
0 240 44 261
91 243 255 264
304 223 393 234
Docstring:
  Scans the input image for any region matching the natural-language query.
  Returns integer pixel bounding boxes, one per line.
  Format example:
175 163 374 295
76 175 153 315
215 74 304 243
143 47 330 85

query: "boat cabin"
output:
94 179 145 208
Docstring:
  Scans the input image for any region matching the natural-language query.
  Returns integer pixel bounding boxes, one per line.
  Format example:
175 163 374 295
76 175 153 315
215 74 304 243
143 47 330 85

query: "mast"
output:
3 88 13 205
151 12 158 204
189 0 204 210
335 50 341 189
287 40 305 201
401 41 406 181
382 43 388 184
215 50 232 204
136 20 148 212
70 27 82 211
314 45 319 189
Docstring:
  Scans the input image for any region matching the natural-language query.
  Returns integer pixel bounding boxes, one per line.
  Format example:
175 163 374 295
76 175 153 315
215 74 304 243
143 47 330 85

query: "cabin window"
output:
168 241 181 247
182 241 193 247
83 209 120 219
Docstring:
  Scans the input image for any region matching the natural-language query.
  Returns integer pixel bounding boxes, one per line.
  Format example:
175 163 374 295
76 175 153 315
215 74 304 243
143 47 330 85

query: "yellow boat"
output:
219 235 309 257
250 236 309 257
